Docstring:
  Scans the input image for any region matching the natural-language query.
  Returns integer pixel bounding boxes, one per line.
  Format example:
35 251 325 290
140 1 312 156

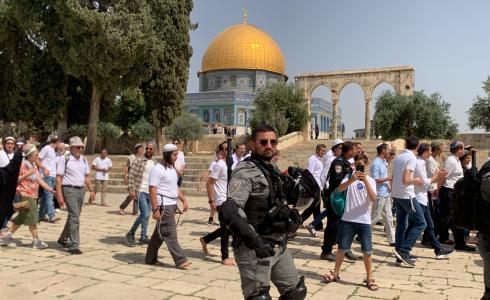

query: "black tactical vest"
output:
244 155 301 235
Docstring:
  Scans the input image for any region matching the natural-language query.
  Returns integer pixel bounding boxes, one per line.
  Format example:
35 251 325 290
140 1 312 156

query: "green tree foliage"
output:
164 112 203 152
374 91 458 140
467 77 490 132
0 3 67 136
249 82 308 137
130 117 154 141
12 1 163 153
115 88 146 131
97 122 121 139
143 0 193 147
67 124 88 138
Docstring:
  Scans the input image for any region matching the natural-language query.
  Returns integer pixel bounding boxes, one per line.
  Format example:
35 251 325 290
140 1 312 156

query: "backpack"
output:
329 173 352 216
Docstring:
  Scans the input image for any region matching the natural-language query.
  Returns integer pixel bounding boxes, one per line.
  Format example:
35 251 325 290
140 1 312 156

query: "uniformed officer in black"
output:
320 141 356 261
221 125 307 300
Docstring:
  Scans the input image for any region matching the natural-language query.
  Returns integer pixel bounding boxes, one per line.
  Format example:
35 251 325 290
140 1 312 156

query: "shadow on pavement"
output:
99 235 131 246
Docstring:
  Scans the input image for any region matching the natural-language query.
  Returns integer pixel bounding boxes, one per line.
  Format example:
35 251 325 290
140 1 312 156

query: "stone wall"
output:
458 133 490 150
277 131 304 150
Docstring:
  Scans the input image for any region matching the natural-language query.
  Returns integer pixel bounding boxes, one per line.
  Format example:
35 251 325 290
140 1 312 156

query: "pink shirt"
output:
17 162 41 198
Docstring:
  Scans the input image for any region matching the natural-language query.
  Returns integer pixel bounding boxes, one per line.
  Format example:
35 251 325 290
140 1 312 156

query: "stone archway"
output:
295 65 415 140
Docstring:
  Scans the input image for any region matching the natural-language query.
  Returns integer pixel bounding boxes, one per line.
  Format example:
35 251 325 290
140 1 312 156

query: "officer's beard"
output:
253 151 274 163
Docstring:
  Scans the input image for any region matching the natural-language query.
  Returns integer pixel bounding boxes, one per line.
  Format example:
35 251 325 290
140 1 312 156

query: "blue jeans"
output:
311 209 328 227
394 197 427 254
130 192 151 238
338 220 373 254
407 203 442 253
39 176 56 221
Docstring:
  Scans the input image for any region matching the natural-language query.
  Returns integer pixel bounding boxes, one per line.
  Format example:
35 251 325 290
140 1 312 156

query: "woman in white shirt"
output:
145 144 190 269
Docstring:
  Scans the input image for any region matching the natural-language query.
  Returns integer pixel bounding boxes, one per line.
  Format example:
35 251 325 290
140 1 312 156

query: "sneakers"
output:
69 248 82 255
32 239 48 249
394 250 415 268
320 251 336 262
139 236 150 245
55 208 61 213
436 248 455 259
126 232 136 247
49 217 61 223
0 233 16 247
344 250 360 262
305 224 317 237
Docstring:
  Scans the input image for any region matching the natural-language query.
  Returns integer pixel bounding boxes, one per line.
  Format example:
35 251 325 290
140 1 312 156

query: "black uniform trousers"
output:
321 189 340 254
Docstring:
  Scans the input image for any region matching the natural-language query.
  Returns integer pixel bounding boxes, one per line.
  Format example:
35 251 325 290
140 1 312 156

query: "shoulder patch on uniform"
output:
228 181 241 197
335 164 342 174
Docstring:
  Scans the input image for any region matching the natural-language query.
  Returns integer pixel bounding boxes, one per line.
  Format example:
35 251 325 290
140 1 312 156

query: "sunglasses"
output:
259 139 278 146
146 147 154 151
173 142 180 145
73 146 84 150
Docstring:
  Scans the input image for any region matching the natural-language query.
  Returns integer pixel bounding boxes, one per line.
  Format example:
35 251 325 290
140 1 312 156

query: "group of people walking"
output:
0 130 485 300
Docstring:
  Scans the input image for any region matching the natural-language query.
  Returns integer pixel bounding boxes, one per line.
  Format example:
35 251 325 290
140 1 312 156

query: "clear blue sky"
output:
187 0 490 137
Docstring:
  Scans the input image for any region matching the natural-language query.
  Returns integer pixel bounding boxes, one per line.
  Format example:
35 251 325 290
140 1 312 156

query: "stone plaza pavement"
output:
0 193 485 300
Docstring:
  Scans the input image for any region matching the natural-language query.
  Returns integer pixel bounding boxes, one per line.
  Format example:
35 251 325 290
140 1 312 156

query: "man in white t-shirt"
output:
231 142 246 170
39 134 61 223
414 143 454 259
438 140 475 251
91 148 113 206
322 154 378 290
199 141 234 265
301 144 327 230
126 142 157 246
172 139 186 187
145 143 190 269
392 136 425 267
0 137 15 168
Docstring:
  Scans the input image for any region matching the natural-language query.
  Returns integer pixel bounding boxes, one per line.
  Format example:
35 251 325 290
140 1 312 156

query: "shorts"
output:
338 220 372 254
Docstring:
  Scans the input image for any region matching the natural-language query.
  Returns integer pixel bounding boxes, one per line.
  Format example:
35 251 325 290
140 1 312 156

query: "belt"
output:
62 185 84 189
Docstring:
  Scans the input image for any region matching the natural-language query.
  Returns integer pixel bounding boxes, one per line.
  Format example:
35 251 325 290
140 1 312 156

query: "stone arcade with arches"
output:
296 65 415 140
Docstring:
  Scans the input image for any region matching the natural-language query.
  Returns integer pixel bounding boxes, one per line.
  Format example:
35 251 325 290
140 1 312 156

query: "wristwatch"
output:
151 207 159 213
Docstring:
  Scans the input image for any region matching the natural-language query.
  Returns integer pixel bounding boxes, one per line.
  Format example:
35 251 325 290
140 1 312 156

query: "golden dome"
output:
201 23 287 77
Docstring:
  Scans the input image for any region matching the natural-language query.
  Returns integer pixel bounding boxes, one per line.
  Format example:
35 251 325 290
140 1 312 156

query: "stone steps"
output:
86 154 213 194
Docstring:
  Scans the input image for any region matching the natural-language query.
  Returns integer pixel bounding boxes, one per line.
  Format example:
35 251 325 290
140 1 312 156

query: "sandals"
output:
365 279 379 291
177 261 191 270
322 271 340 283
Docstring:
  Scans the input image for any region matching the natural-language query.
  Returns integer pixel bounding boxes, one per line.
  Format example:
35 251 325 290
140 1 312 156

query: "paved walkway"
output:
0 193 485 300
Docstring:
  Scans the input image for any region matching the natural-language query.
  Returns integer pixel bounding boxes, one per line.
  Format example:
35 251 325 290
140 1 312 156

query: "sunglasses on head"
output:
259 139 278 146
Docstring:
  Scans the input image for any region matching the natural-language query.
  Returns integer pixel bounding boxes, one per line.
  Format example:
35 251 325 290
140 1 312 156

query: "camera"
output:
355 164 365 173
